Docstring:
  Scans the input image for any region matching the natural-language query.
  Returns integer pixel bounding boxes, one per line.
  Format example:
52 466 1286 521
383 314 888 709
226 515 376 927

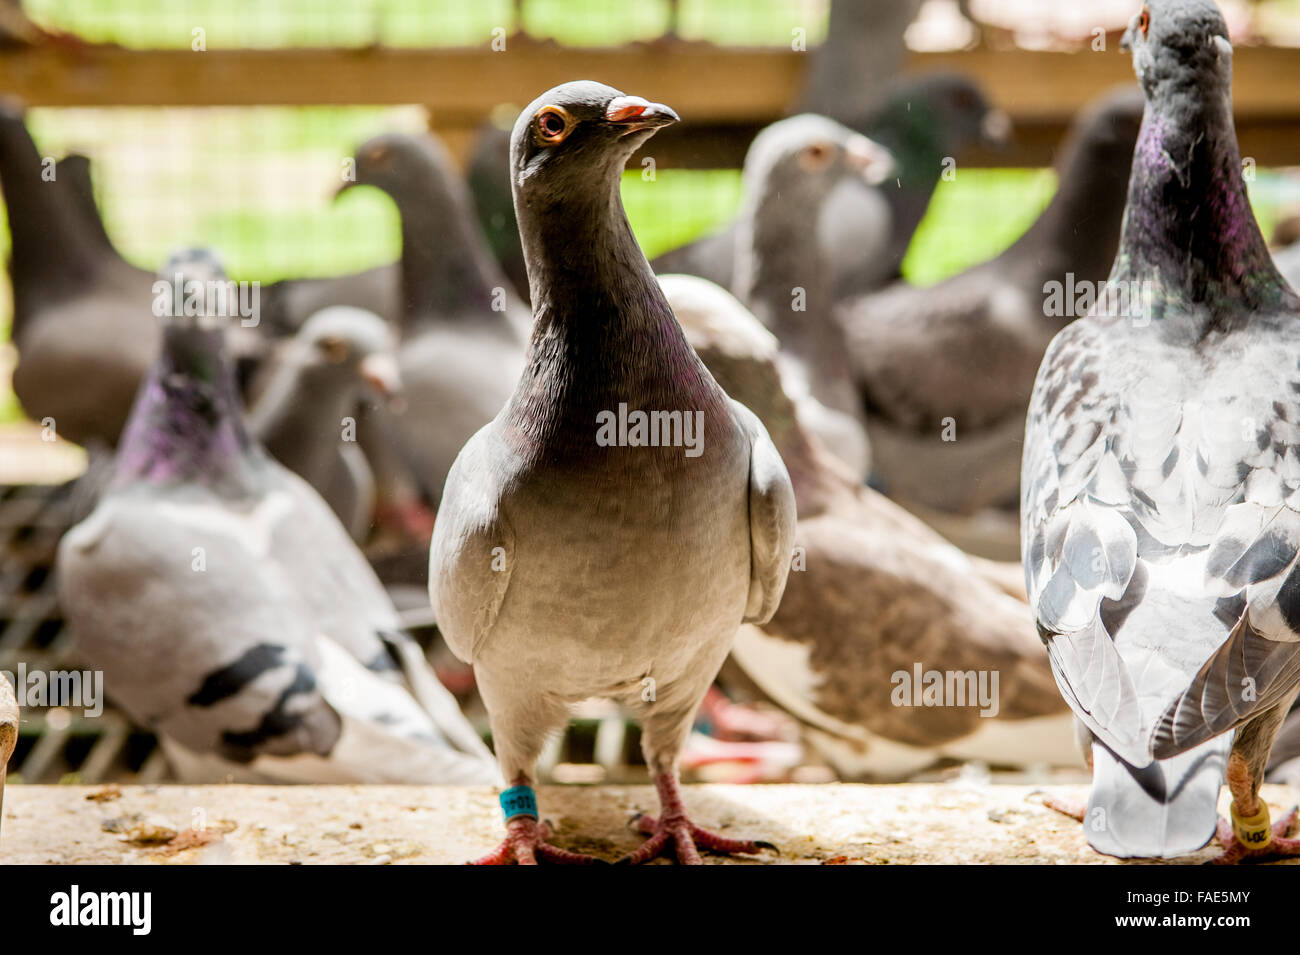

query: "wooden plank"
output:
9 781 1290 864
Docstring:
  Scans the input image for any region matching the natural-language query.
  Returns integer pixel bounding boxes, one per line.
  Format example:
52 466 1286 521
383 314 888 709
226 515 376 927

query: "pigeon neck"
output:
736 186 856 410
511 175 726 442
0 116 104 323
248 359 359 480
1114 101 1291 316
114 324 264 494
388 168 514 327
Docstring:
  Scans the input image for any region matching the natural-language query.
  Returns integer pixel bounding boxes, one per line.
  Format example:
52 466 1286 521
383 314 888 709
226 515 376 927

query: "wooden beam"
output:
3 41 1300 166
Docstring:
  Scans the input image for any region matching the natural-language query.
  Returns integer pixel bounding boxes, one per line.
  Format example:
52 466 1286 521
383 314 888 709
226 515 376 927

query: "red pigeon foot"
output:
616 773 776 865
469 817 605 866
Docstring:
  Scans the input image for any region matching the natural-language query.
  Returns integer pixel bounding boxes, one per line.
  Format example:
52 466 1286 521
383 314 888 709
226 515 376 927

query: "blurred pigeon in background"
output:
430 82 795 864
0 102 159 450
651 73 1008 296
730 114 893 481
844 87 1143 524
58 250 497 785
247 306 400 542
341 131 527 511
467 118 531 306
1023 0 1300 862
662 273 1074 779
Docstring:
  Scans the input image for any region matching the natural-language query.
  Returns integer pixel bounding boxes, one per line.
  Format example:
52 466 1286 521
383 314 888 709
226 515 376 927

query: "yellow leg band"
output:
1231 801 1272 849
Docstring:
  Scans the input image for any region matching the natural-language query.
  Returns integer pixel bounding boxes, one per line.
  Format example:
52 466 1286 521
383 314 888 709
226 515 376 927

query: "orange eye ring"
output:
1138 6 1150 36
534 105 575 145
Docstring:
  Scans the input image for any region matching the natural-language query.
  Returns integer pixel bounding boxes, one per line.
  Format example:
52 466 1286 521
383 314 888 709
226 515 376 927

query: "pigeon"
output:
729 114 893 481
1022 0 1300 862
55 153 117 257
342 131 528 509
429 82 796 864
650 73 1008 296
246 306 401 542
661 273 1074 779
467 118 531 305
0 102 159 449
57 250 497 785
843 86 1144 518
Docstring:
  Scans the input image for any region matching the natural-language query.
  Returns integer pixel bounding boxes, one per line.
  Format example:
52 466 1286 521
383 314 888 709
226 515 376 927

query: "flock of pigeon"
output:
4 0 1300 864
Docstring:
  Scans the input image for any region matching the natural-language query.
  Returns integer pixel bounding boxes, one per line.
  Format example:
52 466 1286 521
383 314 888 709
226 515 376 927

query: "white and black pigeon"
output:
341 131 528 510
0 102 159 450
843 87 1144 520
57 250 497 785
247 306 401 542
429 82 796 864
730 114 893 482
662 273 1076 779
1023 0 1300 862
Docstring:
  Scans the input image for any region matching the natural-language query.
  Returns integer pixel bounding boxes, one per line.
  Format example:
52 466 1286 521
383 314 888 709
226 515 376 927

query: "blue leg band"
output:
500 785 539 822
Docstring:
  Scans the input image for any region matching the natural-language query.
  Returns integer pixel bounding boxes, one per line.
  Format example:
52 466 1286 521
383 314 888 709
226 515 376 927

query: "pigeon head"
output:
509 81 678 206
874 73 1011 152
292 306 401 399
742 114 894 211
342 132 456 199
1121 1 1234 100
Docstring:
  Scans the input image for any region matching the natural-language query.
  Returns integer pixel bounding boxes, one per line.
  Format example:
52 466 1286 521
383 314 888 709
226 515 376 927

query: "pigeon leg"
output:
468 674 604 864
618 770 776 865
1211 750 1300 864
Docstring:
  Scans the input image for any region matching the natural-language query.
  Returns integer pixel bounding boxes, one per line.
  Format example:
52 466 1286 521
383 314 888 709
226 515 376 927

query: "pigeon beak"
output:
844 135 894 186
605 96 680 133
360 352 402 400
980 109 1013 148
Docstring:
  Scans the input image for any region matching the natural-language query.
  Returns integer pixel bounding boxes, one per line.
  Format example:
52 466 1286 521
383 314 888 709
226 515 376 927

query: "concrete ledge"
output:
5 783 1299 864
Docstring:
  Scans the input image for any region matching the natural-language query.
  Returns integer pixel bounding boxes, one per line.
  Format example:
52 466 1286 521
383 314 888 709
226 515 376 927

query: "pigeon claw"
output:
616 812 776 865
468 817 607 866
1210 806 1300 865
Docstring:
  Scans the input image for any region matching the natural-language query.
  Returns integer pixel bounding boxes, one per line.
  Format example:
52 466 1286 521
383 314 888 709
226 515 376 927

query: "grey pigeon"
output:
58 250 497 785
55 153 117 257
429 82 796 864
1022 0 1300 862
247 306 400 542
730 114 893 481
650 73 1009 296
342 131 528 509
467 119 531 306
844 86 1144 518
0 102 158 449
662 274 1074 779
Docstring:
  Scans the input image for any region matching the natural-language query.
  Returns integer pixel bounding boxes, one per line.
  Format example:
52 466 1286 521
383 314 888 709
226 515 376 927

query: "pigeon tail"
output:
1085 733 1231 859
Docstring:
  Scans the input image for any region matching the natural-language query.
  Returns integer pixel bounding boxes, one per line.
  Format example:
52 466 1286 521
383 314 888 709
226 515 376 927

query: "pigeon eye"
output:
798 142 835 172
318 336 350 363
1138 7 1150 36
535 106 574 145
